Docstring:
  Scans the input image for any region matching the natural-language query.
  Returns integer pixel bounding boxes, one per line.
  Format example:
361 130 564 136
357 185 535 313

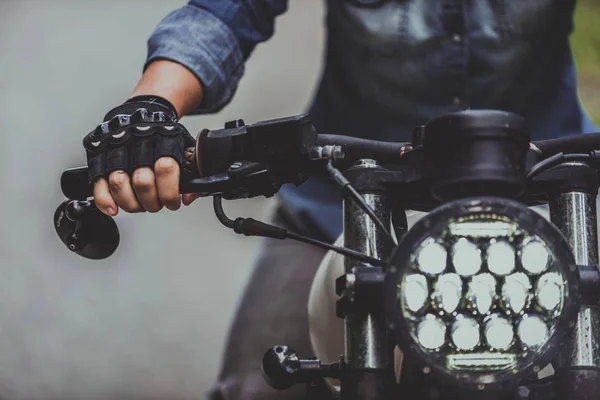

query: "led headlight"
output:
387 197 579 390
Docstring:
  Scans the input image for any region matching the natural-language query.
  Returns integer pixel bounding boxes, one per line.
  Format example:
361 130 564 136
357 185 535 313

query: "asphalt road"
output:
0 1 324 398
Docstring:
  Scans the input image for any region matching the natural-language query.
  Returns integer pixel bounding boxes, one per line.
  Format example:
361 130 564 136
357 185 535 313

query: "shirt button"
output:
453 34 462 43
453 97 462 106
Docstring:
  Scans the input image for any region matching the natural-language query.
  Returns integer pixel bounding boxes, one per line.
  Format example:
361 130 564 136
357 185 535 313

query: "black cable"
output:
325 162 395 245
527 153 591 180
286 232 383 266
212 196 383 266
213 195 235 228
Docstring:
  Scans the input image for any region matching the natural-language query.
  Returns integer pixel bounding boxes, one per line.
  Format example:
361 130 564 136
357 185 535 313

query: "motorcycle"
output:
54 110 600 399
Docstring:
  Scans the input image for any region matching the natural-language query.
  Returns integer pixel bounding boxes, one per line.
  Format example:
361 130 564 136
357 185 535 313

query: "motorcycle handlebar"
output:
314 133 600 162
60 125 600 201
533 133 600 156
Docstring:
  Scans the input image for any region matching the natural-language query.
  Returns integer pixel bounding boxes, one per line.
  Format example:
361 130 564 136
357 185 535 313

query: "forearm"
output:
140 1 288 116
130 60 204 119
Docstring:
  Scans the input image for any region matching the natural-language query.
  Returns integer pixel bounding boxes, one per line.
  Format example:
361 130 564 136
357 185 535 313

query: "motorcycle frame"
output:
336 160 600 400
56 113 600 399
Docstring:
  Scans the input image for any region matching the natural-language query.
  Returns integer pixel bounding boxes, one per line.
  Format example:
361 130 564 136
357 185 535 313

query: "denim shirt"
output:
146 0 597 242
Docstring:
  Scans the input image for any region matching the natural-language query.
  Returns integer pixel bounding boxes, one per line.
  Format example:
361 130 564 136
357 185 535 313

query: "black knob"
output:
262 345 300 390
65 200 93 221
54 200 120 260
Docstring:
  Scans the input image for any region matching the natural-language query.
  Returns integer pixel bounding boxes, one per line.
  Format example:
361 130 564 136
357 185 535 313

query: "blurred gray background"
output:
0 1 324 398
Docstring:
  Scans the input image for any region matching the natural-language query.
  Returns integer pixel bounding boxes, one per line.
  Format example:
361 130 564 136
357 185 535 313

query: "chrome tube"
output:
343 160 392 370
558 306 600 367
549 189 600 368
343 194 391 369
549 191 598 265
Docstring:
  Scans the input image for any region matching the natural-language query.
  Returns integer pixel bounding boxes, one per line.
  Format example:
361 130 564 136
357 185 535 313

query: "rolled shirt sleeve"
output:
145 1 288 114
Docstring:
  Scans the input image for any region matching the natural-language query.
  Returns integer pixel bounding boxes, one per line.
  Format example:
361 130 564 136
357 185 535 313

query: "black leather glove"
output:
82 95 195 183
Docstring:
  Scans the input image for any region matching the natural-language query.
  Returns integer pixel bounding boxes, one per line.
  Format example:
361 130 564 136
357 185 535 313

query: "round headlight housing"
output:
386 197 579 390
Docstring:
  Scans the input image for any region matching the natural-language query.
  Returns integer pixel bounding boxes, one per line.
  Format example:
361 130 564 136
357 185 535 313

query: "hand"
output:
82 95 195 216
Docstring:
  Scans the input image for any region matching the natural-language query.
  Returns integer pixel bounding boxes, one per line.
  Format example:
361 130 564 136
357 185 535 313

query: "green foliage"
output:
572 0 600 125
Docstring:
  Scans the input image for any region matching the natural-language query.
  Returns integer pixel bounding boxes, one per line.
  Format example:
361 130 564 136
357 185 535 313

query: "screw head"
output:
332 146 345 160
517 386 530 398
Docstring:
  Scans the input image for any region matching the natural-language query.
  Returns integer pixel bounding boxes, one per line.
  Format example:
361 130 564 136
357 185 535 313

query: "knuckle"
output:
132 173 155 191
154 158 178 176
108 172 129 191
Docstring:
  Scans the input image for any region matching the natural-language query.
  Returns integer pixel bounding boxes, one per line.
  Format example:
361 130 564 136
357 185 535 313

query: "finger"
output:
132 167 162 213
182 193 202 206
108 170 144 213
154 157 181 211
93 178 118 216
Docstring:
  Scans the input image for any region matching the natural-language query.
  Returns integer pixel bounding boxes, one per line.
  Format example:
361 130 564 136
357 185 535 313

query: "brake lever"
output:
181 167 281 200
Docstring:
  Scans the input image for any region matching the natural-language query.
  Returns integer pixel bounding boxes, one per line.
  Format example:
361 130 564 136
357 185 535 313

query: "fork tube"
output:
340 159 396 400
548 162 600 398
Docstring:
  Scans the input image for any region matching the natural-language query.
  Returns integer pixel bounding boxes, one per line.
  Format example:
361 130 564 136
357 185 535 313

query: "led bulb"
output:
467 273 497 314
434 273 463 314
502 273 531 314
451 317 480 351
518 315 548 348
404 274 429 313
487 240 515 276
484 315 514 350
417 316 447 350
520 240 550 275
417 240 447 275
535 272 563 311
452 239 482 277
449 220 518 237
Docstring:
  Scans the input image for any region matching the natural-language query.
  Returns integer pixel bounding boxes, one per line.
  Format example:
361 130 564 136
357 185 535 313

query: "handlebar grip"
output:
61 147 198 200
61 167 93 200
